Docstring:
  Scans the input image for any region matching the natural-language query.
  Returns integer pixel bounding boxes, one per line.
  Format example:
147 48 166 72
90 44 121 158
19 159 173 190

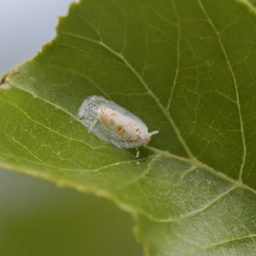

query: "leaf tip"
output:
0 68 19 89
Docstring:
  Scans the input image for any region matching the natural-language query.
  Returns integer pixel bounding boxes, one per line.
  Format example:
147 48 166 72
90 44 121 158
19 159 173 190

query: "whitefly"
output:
78 95 159 149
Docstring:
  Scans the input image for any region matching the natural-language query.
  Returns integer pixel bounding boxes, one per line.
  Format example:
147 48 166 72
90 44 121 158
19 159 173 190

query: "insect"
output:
78 95 159 149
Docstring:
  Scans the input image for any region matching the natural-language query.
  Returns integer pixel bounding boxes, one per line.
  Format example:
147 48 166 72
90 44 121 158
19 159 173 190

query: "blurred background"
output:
0 1 143 255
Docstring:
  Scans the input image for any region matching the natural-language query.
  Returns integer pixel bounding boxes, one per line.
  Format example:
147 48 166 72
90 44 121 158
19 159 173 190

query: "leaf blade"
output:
1 0 256 255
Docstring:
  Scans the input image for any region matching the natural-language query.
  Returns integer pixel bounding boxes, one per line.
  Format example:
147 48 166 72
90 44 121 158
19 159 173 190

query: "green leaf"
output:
1 0 256 255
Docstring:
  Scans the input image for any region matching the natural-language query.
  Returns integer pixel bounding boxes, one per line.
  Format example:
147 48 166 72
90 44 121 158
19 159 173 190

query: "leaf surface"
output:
1 0 256 255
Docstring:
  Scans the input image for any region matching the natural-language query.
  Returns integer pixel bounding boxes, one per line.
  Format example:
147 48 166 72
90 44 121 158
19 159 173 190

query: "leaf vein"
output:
121 154 161 188
7 101 101 150
167 0 181 111
201 233 256 250
198 0 247 184
156 185 236 223
10 137 47 165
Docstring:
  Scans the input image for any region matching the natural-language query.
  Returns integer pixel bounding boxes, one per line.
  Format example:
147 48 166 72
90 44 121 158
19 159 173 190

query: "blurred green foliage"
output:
0 169 143 256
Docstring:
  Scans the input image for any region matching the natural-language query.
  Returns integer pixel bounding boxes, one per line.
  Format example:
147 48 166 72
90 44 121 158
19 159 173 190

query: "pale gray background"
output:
0 0 77 73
